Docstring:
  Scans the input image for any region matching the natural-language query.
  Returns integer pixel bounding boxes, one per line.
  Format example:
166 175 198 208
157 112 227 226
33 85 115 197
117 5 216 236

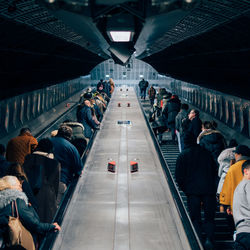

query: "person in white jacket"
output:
217 139 238 196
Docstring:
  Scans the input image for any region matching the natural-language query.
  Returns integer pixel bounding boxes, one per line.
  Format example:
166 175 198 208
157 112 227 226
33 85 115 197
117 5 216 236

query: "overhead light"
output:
109 31 132 42
106 74 110 77
139 74 144 78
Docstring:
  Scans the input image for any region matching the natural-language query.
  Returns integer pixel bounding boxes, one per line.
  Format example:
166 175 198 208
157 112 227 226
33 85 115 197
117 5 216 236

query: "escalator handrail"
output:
137 89 203 250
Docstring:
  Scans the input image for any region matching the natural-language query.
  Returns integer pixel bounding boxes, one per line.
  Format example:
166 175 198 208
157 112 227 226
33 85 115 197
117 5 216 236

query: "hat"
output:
233 145 250 156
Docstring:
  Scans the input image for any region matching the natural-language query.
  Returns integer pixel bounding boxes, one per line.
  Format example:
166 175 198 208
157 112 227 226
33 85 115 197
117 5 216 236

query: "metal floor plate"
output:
52 87 191 250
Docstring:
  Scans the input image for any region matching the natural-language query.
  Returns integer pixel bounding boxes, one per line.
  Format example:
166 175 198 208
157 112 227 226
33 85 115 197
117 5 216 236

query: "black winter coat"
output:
175 144 217 195
199 130 226 163
23 152 60 223
188 116 202 139
164 97 181 124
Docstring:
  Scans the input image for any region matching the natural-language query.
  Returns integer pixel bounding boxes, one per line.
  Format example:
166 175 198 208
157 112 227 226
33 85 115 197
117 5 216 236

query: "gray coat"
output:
175 109 188 134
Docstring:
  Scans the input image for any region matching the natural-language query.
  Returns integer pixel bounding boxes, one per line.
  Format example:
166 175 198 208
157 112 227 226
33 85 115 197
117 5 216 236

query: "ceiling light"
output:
109 31 132 42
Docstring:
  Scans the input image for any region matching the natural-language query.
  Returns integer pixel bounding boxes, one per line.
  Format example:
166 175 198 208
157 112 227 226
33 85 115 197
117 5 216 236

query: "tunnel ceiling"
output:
0 0 250 100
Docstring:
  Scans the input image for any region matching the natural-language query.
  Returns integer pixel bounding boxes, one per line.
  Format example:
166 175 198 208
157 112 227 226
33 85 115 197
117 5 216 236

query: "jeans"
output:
176 130 181 152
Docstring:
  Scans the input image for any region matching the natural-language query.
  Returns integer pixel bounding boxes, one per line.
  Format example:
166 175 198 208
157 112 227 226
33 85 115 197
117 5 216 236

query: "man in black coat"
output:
163 94 181 141
175 132 217 249
138 79 149 100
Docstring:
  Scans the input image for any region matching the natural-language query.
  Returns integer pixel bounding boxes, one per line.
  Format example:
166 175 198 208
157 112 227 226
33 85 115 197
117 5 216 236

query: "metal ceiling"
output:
0 0 250 99
0 0 107 57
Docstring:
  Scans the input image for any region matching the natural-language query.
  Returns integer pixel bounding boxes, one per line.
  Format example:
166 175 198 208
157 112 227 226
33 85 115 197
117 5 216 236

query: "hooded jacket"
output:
198 129 226 163
0 189 54 239
216 147 236 194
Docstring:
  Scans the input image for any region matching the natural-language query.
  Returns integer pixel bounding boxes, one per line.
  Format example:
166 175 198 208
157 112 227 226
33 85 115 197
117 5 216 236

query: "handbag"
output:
7 200 35 250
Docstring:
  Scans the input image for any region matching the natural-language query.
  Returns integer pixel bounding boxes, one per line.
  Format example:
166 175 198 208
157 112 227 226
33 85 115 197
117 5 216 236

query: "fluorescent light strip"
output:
110 31 131 42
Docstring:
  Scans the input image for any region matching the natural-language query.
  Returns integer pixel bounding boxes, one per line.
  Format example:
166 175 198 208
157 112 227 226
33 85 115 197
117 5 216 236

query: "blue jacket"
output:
51 137 83 185
78 105 98 138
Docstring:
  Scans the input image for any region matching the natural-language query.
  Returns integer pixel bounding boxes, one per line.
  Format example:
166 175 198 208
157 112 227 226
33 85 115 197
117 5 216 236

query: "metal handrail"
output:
137 90 203 250
39 128 98 250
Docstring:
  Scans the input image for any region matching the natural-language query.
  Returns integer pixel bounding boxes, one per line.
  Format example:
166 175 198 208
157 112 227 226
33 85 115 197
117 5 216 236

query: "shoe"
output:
203 238 214 250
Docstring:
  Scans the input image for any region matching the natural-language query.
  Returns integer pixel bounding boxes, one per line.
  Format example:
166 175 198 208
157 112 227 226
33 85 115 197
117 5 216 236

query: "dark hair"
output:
0 144 6 155
181 103 189 110
242 160 250 175
228 139 238 148
193 109 200 117
203 121 213 130
6 162 27 182
19 127 30 135
57 125 72 141
36 138 53 153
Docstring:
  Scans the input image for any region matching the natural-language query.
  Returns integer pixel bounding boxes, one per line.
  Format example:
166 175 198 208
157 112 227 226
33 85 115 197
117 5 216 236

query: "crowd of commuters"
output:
146 85 250 250
1 80 249 250
0 78 114 249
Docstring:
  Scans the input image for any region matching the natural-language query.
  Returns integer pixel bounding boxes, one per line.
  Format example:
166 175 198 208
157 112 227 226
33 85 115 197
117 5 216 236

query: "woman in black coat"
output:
0 176 60 246
198 121 226 165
